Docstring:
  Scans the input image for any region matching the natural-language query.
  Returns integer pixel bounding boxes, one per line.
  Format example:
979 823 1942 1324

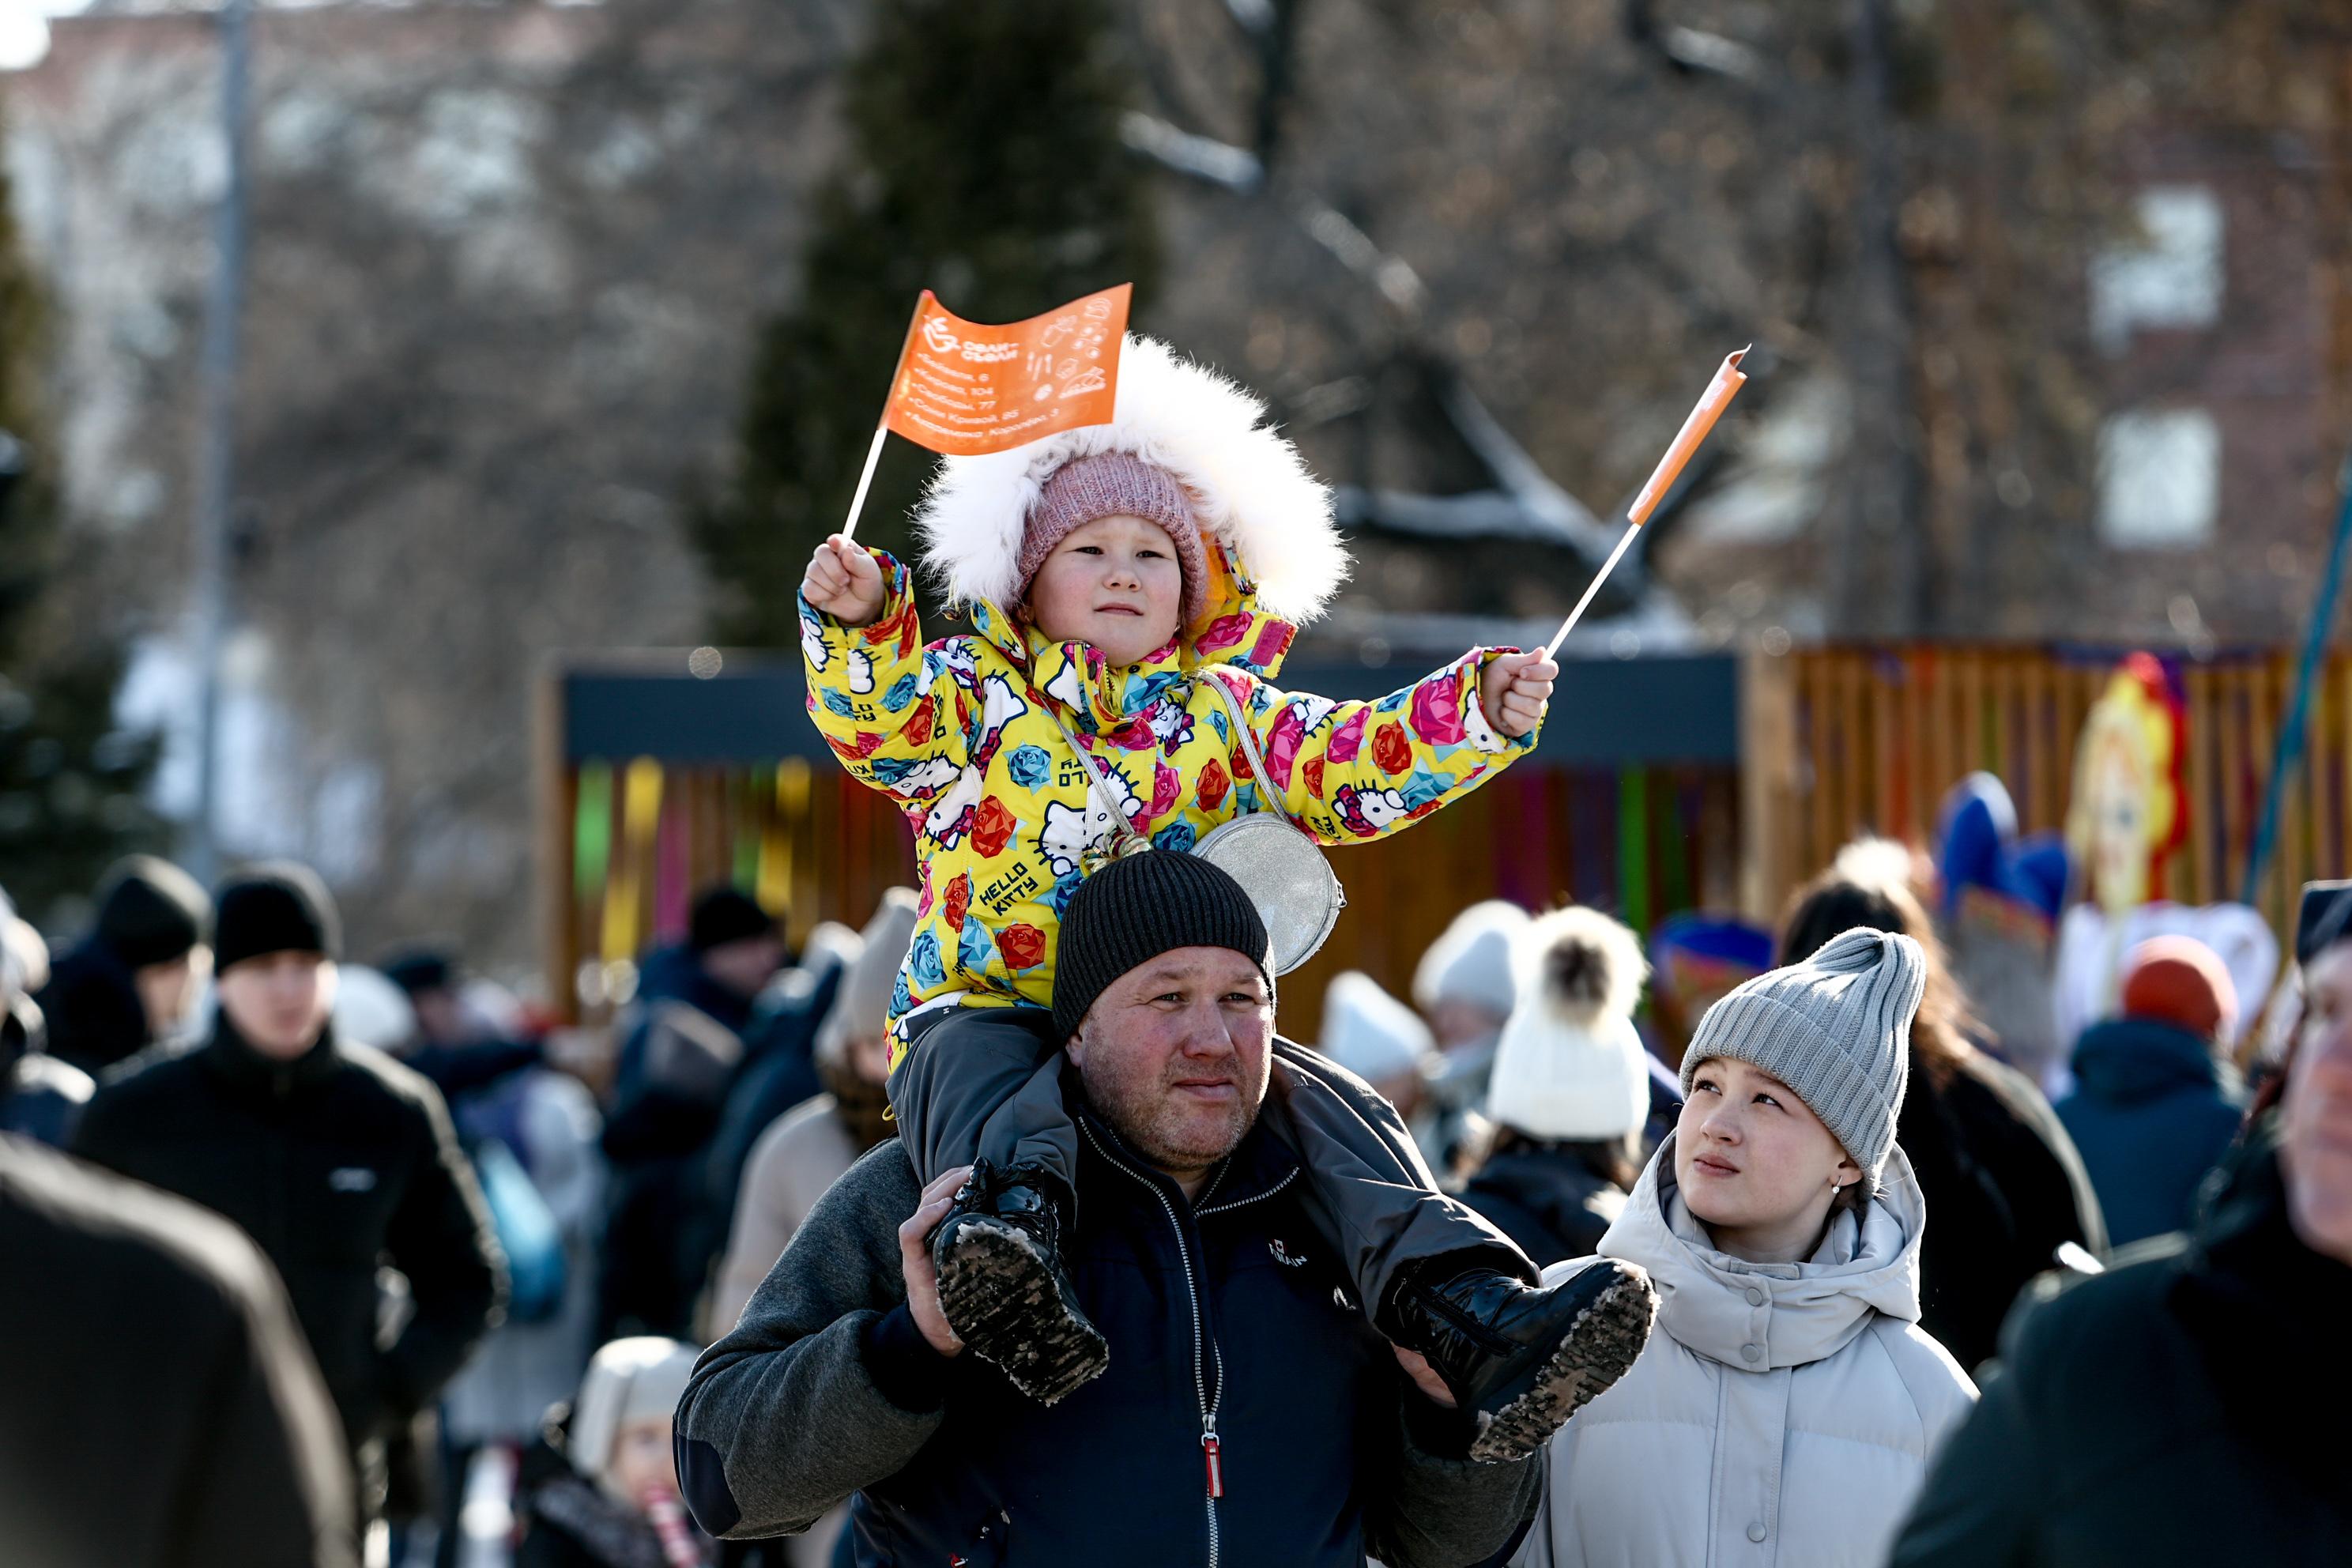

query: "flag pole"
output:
1542 346 1749 658
838 424 890 544
837 294 931 542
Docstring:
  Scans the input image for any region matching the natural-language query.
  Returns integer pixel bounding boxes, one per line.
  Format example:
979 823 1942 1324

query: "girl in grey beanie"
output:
1515 927 1978 1568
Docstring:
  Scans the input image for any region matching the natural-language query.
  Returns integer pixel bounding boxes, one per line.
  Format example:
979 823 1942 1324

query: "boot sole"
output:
936 1219 1110 1406
1467 1267 1660 1464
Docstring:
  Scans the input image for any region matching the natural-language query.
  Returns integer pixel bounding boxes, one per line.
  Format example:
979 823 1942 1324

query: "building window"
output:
2097 409 2219 548
2088 186 2224 355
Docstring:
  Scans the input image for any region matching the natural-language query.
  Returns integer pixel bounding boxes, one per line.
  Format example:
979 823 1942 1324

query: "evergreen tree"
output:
695 0 1159 644
0 94 161 928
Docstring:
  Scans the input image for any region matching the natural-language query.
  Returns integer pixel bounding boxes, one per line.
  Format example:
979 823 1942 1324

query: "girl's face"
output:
609 1415 678 1506
1675 1056 1861 1261
2287 944 2352 1265
1024 514 1184 667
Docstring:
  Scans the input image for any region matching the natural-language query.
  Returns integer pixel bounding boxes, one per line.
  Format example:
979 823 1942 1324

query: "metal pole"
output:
2241 448 2352 906
187 0 251 887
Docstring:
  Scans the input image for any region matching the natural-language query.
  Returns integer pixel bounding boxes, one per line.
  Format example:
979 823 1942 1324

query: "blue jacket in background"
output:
2056 1018 2245 1248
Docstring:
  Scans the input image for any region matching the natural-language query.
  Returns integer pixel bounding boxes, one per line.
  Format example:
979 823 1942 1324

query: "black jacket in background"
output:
0 1133 358 1568
72 1020 507 1456
1457 1144 1627 1269
1891 1119 2352 1564
1898 1046 2106 1370
36 938 153 1077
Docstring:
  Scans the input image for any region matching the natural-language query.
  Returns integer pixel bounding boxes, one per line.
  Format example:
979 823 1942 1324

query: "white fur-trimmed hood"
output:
912 335 1349 624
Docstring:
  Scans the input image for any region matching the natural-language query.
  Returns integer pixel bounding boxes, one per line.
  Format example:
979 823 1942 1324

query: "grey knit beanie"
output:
1679 926 1922 1184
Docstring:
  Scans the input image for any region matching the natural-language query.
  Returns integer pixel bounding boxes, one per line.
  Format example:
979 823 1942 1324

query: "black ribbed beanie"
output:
95 855 212 969
1052 850 1272 1042
214 862 341 973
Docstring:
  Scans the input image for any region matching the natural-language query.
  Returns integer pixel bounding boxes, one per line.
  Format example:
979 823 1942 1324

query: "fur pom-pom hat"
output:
1485 906 1654 1142
913 335 1349 627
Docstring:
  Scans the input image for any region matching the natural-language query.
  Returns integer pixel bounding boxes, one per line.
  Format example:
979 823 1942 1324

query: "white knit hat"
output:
571 1336 700 1505
1318 971 1434 1084
1486 906 1653 1141
1412 901 1531 1021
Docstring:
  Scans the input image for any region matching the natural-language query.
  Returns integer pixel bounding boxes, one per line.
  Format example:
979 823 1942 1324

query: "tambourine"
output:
1193 812 1346 976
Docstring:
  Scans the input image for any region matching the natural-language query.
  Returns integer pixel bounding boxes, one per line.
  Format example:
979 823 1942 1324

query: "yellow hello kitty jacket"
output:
796 337 1544 1054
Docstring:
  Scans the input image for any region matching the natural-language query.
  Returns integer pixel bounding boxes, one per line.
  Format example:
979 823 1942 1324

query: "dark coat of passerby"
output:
599 888 790 1340
1891 877 2352 1565
2056 935 2248 1247
675 865 1547 1568
0 1130 359 1568
708 892 913 1340
1778 850 2106 1370
1460 906 1650 1269
514 1339 708 1568
73 863 506 1509
38 854 211 1077
695 921 869 1302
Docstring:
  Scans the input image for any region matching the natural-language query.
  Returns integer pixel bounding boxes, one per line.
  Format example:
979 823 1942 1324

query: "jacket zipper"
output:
1080 1121 1223 1568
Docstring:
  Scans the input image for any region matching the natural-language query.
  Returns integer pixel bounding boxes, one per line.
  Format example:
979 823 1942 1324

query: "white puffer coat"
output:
1514 1136 1977 1568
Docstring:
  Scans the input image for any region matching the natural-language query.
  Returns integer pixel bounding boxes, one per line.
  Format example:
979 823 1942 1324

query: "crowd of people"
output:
3 822 2343 1565
2 324 2346 1566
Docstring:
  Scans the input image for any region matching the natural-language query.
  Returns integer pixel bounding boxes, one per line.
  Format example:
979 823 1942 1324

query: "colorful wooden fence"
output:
1741 645 2352 943
538 650 1748 1038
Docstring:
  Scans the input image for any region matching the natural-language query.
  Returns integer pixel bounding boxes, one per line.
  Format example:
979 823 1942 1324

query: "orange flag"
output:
883 284 1132 457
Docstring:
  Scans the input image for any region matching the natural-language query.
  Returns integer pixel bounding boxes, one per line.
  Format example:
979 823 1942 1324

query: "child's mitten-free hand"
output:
1479 650 1558 739
802 534 886 627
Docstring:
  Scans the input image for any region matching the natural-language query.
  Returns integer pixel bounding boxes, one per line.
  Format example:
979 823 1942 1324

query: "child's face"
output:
1025 514 1184 667
1675 1057 1858 1243
609 1415 679 1506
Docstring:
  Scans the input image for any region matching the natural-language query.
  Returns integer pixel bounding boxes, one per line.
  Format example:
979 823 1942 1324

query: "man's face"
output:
2288 943 2352 1265
1069 946 1272 1182
701 933 786 1001
217 952 337 1061
134 947 209 1038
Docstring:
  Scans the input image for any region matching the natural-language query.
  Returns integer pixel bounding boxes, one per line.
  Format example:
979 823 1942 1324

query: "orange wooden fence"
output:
1742 645 2352 942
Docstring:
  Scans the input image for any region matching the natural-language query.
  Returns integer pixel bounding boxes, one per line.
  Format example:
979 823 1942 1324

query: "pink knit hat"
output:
1017 452 1211 628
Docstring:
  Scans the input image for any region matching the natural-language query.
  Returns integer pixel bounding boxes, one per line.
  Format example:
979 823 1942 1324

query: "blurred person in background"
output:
72 862 507 1526
695 916 869 1308
705 891 914 1568
600 887 790 1340
384 948 547 1103
0 887 92 1148
708 890 915 1341
433 952 608 1568
1411 899 1530 1166
1459 906 1650 1268
1777 842 2105 1370
2056 935 2248 1247
1316 969 1434 1130
38 854 211 1077
0 1129 358 1568
1890 879 2352 1565
514 1337 710 1568
1516 930 1977 1568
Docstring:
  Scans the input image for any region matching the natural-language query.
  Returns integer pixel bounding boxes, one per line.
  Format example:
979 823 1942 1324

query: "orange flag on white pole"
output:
1546 346 1750 656
839 283 1133 538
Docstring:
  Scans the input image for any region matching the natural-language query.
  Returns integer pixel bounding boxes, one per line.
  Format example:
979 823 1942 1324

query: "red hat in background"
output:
2119 935 2238 1042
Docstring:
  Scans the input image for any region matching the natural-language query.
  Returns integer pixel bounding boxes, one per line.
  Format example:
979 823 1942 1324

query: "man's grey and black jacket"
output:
674 1105 1540 1568
73 1019 507 1461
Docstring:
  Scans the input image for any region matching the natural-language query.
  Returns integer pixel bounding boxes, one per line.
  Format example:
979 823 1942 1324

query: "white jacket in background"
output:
1515 1136 1977 1568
